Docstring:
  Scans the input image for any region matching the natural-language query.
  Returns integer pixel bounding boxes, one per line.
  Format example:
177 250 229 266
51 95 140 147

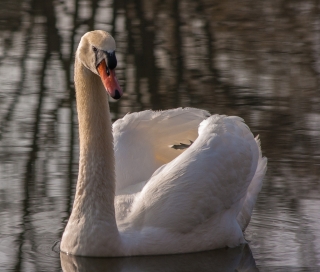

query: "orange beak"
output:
97 59 123 100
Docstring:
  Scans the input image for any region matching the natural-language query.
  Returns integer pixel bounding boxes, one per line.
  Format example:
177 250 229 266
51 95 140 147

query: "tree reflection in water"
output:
0 0 320 270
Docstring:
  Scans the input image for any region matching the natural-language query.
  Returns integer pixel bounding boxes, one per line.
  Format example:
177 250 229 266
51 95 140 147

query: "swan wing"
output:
121 115 264 251
113 108 210 194
237 136 267 231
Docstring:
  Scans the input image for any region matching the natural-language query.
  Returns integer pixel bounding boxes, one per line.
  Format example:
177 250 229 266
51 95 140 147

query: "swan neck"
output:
60 57 121 257
73 57 116 220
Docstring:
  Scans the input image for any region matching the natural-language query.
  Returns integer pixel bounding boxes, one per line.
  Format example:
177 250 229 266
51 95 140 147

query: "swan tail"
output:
237 135 267 231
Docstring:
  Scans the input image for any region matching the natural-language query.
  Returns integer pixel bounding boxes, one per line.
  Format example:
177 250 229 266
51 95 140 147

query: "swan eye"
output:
92 46 98 52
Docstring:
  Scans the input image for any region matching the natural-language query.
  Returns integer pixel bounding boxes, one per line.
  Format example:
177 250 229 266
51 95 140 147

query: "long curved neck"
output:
73 57 116 225
61 57 122 256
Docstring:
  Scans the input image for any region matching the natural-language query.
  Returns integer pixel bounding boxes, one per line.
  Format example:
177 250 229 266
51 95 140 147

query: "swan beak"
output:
97 59 123 100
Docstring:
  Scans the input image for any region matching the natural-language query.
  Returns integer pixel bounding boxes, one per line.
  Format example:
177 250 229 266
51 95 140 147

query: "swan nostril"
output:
113 89 121 100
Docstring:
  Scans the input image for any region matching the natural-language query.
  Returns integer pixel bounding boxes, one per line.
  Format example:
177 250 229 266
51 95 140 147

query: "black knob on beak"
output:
106 51 117 70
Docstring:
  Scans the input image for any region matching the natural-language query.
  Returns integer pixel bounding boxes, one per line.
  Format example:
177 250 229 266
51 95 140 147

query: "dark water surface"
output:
1 0 320 271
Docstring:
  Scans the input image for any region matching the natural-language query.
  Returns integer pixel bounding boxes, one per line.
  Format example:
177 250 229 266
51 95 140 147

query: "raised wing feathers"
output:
124 115 260 233
113 108 209 194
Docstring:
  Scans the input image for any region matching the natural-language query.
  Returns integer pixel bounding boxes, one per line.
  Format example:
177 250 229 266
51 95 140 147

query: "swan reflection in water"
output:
60 244 258 272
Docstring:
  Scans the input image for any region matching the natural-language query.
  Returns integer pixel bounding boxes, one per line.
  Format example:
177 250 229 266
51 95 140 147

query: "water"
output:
0 0 320 271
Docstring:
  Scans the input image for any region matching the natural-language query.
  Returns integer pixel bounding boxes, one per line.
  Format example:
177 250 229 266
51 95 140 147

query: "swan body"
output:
60 30 267 257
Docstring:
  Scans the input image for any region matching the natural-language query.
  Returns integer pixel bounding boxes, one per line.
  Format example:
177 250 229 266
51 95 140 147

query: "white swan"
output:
60 30 267 257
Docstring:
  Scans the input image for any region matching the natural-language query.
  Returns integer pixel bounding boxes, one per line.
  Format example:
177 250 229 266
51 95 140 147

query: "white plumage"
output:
113 109 267 255
113 108 210 195
60 30 267 257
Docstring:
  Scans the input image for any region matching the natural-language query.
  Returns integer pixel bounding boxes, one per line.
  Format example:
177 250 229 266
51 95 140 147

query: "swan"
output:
60 30 267 257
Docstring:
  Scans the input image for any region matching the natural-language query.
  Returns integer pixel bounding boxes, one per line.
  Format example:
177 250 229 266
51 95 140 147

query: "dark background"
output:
1 0 320 270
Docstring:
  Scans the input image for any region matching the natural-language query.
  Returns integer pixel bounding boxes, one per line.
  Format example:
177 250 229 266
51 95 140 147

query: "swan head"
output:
77 30 123 100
